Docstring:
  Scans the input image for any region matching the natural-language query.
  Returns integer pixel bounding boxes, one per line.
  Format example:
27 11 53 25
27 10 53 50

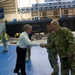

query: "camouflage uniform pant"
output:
48 51 59 75
61 57 75 75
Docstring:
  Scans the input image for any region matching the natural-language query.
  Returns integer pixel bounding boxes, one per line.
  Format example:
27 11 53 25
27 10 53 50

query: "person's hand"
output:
40 43 45 48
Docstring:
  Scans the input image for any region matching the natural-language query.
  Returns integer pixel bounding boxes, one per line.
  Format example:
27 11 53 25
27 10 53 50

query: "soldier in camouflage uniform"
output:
46 25 59 75
40 20 75 75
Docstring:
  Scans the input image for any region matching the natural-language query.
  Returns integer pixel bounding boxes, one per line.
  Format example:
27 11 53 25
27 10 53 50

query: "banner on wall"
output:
18 1 75 12
0 23 6 33
44 0 54 2
44 0 74 2
0 7 4 18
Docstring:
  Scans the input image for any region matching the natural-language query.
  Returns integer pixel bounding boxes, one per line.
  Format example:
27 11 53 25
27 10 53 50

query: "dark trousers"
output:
61 57 75 75
14 46 26 75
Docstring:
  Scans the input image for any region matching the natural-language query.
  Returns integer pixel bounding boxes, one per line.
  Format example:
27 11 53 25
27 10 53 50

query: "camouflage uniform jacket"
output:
47 32 56 53
45 27 75 58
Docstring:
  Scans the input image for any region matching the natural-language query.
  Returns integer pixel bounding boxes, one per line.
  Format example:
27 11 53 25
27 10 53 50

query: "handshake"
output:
40 43 46 48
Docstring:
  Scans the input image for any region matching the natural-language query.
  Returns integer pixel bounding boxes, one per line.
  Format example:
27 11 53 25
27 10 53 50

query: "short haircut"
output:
51 20 59 26
23 24 32 31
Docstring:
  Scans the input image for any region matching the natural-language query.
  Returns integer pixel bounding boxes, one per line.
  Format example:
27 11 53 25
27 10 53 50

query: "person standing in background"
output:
1 31 9 52
47 25 59 75
41 25 59 75
26 34 33 61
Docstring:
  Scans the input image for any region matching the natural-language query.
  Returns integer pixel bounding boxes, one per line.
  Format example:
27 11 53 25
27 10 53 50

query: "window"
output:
17 0 36 8
64 9 68 14
53 10 58 15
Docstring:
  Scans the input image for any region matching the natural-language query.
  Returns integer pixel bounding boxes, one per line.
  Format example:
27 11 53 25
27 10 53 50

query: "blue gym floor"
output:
0 45 61 75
